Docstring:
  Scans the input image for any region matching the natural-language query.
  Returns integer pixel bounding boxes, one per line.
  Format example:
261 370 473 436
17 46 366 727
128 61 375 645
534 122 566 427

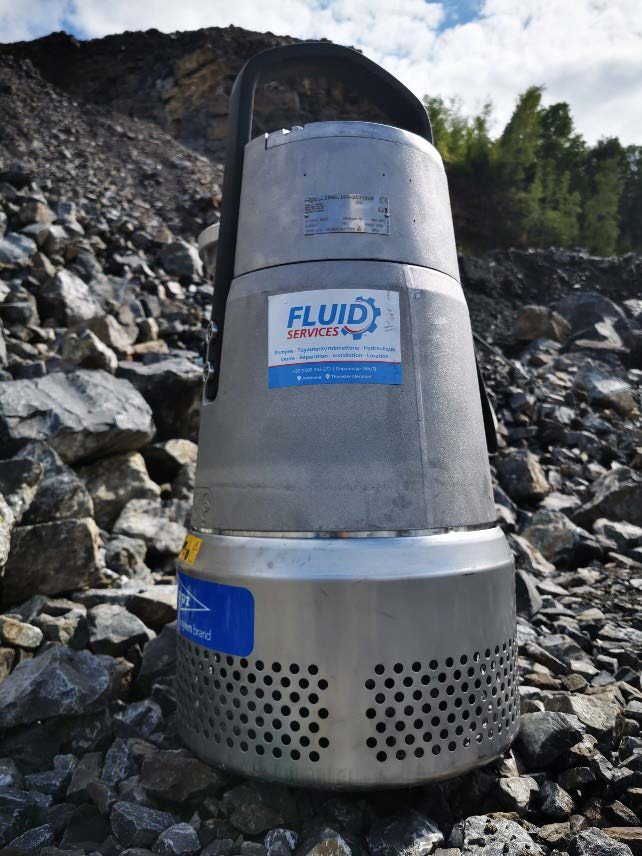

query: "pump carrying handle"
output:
206 42 432 398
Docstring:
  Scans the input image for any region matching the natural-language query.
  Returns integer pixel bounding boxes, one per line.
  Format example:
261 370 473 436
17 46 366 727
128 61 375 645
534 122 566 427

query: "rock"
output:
0 493 15 566
0 233 37 266
7 822 55 852
105 535 151 580
556 292 628 334
17 199 55 226
514 305 571 343
38 270 101 325
539 781 575 819
365 810 443 856
85 314 137 353
152 822 201 855
514 711 585 770
0 758 24 789
142 439 198 483
498 776 538 815
102 738 137 787
113 699 164 739
61 329 118 373
140 749 224 801
296 828 352 856
1 517 102 605
79 452 160 530
24 754 76 797
0 370 155 464
13 442 94 525
157 240 203 279
88 603 153 656
136 623 177 693
33 609 89 649
574 362 637 416
593 519 642 551
509 533 555 576
601 830 642 855
66 752 103 802
0 457 44 523
113 498 187 556
110 801 179 848
117 357 201 441
570 827 634 856
515 568 543 616
497 450 549 502
544 693 623 742
225 782 298 835
0 646 15 679
0 645 115 728
574 468 642 528
521 509 600 565
451 814 544 856
0 615 43 650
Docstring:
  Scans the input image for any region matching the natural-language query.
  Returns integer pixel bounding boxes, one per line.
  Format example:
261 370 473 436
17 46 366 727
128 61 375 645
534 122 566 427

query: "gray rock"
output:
521 509 600 565
515 568 543 617
497 776 539 815
497 450 549 502
569 827 634 856
113 700 164 739
574 361 636 415
85 314 137 353
0 457 44 523
24 754 76 798
113 498 186 556
88 603 154 656
102 739 137 787
543 693 623 742
33 609 89 649
539 781 575 819
265 829 298 852
110 800 179 848
0 369 155 464
0 645 115 728
13 442 94 525
7 822 55 852
106 534 152 580
0 493 14 567
593 518 642 551
0 615 43 650
140 749 224 801
225 782 298 835
556 292 628 334
451 814 543 856
39 270 101 325
2 517 102 606
574 468 642 528
61 329 118 374
152 822 201 855
142 439 198 483
117 357 201 441
0 758 24 789
0 233 37 266
135 623 177 694
157 240 203 279
66 752 103 802
367 810 444 856
79 452 160 530
515 711 585 770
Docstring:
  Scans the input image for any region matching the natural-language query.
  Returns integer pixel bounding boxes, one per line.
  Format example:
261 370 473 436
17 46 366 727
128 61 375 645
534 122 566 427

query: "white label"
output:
268 289 402 388
304 194 390 235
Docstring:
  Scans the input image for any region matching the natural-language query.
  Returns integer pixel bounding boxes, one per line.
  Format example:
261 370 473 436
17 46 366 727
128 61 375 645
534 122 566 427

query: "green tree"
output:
582 156 623 255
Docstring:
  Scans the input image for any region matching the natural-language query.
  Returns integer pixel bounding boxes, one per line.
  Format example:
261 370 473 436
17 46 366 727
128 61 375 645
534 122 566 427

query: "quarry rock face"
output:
0 40 641 856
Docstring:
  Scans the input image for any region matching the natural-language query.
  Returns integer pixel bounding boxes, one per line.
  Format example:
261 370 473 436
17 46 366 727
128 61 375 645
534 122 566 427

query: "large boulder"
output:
38 270 102 325
574 361 637 415
117 357 201 440
555 292 628 334
79 452 160 530
0 645 116 728
521 509 601 566
574 468 642 528
0 370 155 464
1 517 102 606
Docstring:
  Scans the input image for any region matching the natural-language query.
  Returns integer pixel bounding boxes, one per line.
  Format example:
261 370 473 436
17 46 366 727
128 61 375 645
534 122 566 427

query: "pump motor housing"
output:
176 43 518 788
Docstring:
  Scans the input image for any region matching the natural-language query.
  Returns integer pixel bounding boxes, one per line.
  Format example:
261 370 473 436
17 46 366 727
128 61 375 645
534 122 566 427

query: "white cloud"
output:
1 0 641 143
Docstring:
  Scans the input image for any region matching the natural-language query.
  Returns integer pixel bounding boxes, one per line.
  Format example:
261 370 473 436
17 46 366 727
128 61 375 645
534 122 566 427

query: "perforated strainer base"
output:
176 527 518 788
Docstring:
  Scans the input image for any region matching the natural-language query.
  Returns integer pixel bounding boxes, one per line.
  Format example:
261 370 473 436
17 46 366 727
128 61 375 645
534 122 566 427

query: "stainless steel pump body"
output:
177 116 518 787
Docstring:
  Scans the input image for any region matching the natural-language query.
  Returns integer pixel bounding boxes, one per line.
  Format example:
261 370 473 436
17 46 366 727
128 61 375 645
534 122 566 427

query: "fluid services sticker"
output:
268 288 402 389
177 571 254 656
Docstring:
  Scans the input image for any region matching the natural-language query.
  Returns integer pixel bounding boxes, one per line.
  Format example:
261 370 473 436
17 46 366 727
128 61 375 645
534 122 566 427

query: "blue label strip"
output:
269 360 402 388
177 572 254 656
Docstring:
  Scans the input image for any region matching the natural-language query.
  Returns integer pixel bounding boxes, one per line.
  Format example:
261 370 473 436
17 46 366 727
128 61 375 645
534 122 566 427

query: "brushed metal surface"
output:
176 527 518 788
194 262 495 532
234 121 458 279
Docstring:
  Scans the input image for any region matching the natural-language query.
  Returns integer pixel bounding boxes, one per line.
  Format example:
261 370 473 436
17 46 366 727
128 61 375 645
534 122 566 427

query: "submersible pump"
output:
176 42 518 788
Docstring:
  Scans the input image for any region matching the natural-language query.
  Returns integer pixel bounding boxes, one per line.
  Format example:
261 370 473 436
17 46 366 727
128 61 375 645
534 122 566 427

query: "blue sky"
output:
1 0 641 144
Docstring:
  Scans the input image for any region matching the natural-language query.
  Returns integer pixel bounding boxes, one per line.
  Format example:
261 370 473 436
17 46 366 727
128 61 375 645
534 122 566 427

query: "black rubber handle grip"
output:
205 42 432 398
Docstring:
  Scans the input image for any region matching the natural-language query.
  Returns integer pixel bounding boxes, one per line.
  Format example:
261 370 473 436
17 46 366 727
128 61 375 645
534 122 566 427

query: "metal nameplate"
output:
304 194 390 235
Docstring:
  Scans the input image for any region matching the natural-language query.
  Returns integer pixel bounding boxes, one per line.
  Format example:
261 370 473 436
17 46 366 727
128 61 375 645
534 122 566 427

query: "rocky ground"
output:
1 52 642 856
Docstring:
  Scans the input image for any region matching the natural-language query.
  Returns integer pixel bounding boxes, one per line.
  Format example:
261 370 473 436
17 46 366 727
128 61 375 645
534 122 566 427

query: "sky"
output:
1 0 641 144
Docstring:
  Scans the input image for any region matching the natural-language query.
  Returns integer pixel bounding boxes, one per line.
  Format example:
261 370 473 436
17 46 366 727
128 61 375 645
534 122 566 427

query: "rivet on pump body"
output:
177 42 517 788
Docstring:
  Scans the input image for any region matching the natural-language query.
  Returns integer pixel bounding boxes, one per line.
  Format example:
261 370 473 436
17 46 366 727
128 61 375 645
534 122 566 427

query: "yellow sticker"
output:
179 534 202 565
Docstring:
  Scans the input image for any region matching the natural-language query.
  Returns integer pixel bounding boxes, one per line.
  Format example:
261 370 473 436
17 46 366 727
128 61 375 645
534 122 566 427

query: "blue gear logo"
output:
341 296 381 340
